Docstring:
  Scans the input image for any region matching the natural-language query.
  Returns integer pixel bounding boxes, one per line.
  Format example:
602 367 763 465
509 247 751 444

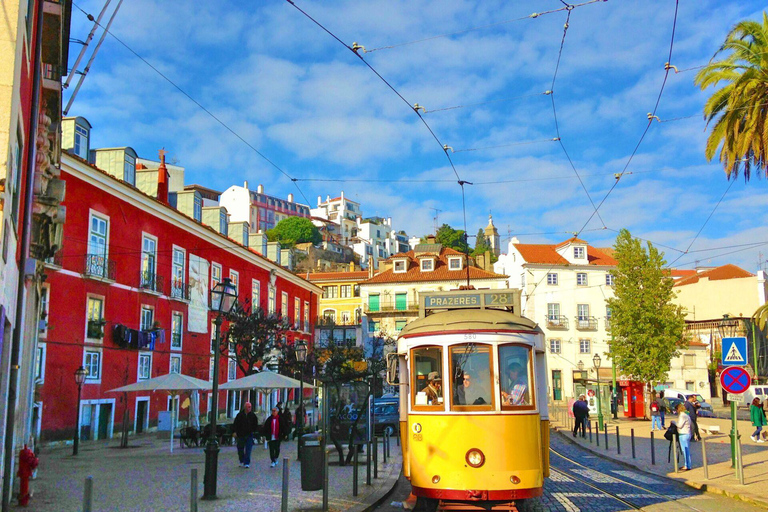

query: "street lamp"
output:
593 353 604 431
73 366 88 456
203 277 238 500
296 339 308 460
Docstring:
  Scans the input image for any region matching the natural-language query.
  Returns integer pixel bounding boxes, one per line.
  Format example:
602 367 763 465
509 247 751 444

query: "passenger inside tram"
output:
422 371 442 405
499 345 531 406
451 345 492 407
454 370 489 405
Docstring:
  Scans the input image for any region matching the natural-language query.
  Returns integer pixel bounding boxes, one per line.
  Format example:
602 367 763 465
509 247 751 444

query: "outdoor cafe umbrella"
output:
109 373 211 453
219 370 315 392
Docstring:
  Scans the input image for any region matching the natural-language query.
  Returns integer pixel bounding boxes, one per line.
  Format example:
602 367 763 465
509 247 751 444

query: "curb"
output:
552 426 768 510
357 466 403 512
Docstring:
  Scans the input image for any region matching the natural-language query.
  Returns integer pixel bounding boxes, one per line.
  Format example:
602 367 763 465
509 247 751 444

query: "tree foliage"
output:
694 13 768 180
606 229 686 384
471 228 498 263
266 216 322 246
434 223 468 253
223 301 291 376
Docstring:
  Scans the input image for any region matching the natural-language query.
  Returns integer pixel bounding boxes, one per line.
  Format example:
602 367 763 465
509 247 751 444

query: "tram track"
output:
549 446 706 512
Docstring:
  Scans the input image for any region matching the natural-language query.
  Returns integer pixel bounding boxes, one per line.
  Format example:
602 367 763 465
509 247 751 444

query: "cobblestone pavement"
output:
16 435 401 512
371 434 765 512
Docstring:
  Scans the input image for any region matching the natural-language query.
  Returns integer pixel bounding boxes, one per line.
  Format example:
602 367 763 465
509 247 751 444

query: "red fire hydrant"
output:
17 444 38 507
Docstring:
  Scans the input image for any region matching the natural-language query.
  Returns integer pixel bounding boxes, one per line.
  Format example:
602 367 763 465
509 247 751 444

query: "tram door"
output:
552 370 562 401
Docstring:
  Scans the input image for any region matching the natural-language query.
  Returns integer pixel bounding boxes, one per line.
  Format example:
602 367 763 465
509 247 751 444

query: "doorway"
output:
98 403 112 440
135 398 149 434
552 370 562 401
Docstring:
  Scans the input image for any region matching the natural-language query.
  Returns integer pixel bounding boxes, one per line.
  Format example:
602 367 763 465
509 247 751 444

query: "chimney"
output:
349 261 355 272
288 193 294 202
136 162 146 170
257 184 264 194
317 196 322 206
426 235 436 244
244 180 249 189
156 148 169 204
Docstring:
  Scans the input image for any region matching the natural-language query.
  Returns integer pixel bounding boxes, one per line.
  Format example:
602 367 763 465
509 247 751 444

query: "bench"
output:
699 424 721 435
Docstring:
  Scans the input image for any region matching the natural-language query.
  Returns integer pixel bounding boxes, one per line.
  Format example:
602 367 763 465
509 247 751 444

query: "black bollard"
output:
596 422 600 447
650 431 655 465
604 424 609 450
353 444 359 497
589 421 593 443
631 429 636 459
616 426 620 455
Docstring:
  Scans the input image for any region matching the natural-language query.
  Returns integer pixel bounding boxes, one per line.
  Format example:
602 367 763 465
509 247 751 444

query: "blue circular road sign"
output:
720 366 750 394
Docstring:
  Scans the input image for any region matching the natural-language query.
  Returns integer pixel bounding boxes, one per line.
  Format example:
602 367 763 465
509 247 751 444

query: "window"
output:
229 270 239 294
86 297 104 339
579 339 591 354
251 280 261 311
10 130 23 226
573 246 585 259
138 353 151 380
219 211 228 236
547 303 560 320
605 273 615 286
411 346 443 408
499 345 533 408
34 343 46 382
170 355 182 374
685 381 695 391
141 235 157 287
340 285 352 298
576 273 588 286
268 286 276 313
84 351 101 380
394 260 406 273
421 259 434 272
228 360 237 381
40 285 50 338
395 320 407 332
549 339 561 353
294 297 301 328
193 195 203 222
140 306 154 331
171 248 185 298
450 344 493 410
368 294 380 312
171 312 183 349
281 292 289 318
304 302 310 331
547 273 558 285
74 124 89 159
448 257 462 271
322 286 338 299
124 152 136 184
88 214 108 258
323 309 336 322
683 354 695 367
577 304 590 320
368 320 380 333
605 307 612 330
395 292 407 311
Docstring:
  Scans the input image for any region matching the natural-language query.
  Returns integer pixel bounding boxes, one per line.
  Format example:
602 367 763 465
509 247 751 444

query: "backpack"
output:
651 401 659 412
664 423 678 441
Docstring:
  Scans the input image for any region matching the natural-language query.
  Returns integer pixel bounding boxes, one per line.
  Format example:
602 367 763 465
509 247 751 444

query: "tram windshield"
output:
499 344 534 409
412 346 443 408
450 344 493 410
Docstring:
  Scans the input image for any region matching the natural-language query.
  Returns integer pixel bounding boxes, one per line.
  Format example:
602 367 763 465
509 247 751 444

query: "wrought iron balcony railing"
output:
365 301 419 314
170 279 191 301
546 315 569 330
605 317 612 331
139 271 164 294
84 254 116 280
575 316 598 331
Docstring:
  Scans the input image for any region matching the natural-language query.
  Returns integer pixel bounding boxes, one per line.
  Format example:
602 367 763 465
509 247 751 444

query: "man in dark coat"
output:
264 407 282 467
685 394 701 441
572 394 590 438
280 404 293 441
233 402 259 468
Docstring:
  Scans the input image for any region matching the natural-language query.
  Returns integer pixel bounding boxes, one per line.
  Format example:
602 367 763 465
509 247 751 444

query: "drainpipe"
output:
2 0 44 508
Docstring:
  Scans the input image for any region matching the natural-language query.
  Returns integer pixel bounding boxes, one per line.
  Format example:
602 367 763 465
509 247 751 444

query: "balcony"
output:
605 317 612 332
139 271 164 294
364 301 419 314
44 250 63 268
170 279 191 301
546 315 569 330
83 254 116 281
575 316 598 331
87 319 106 339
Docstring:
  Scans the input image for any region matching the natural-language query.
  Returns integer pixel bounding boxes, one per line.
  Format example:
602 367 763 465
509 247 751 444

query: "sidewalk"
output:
550 406 768 509
14 434 402 512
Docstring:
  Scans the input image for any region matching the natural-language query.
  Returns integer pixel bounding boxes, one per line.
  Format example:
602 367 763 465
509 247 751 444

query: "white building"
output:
311 192 361 245
220 182 311 233
494 236 711 404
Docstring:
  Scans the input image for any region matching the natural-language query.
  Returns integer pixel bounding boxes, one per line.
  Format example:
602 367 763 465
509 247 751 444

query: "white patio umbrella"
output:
219 370 315 392
110 373 211 453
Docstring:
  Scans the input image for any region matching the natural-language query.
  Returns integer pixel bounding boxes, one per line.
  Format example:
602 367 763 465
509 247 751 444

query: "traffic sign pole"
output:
730 400 739 468
720 366 750 468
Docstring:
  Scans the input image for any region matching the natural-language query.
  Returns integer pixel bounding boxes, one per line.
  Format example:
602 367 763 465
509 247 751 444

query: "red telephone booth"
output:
620 380 645 418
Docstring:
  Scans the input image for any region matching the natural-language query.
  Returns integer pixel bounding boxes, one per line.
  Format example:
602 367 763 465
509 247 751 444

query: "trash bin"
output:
301 433 323 491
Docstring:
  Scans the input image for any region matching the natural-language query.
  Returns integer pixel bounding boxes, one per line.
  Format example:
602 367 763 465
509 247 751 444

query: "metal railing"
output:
139 271 164 294
365 301 419 314
45 250 63 267
546 315 569 330
170 280 191 301
84 254 116 280
575 316 598 331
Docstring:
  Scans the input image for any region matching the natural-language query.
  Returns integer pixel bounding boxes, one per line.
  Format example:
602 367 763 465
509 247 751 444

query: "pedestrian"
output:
572 394 589 438
264 407 282 467
650 393 662 431
232 402 259 468
294 403 306 439
750 397 766 443
659 391 670 428
684 395 701 442
676 403 693 471
280 404 293 441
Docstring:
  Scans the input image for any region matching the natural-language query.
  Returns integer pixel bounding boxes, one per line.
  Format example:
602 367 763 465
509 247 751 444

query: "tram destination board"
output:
420 289 520 315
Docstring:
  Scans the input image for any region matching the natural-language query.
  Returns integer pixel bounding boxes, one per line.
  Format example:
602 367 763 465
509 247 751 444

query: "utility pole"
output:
430 208 441 236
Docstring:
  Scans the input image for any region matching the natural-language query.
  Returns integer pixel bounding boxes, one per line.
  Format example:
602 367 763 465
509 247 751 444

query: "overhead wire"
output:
422 90 553 114
451 137 560 153
69 1 313 206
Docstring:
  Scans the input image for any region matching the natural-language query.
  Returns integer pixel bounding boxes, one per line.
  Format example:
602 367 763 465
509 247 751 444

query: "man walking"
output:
572 395 589 438
264 407 282 467
684 394 701 441
659 391 670 428
233 402 259 468
650 394 662 431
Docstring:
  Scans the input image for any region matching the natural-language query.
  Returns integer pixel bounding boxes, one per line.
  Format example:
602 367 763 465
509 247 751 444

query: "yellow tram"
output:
386 289 549 511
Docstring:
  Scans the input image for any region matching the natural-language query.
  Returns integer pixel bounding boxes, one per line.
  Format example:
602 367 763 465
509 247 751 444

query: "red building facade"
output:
39 150 320 441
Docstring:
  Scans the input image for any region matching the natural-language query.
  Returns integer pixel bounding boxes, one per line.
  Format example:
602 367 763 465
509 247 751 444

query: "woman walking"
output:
750 397 766 443
676 403 693 471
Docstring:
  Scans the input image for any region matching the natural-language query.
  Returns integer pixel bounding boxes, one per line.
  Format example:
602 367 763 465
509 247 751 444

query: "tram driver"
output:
501 363 529 406
422 371 442 405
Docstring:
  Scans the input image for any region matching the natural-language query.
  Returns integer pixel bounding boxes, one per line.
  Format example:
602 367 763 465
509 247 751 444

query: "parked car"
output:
373 396 399 435
662 389 714 418
741 385 768 407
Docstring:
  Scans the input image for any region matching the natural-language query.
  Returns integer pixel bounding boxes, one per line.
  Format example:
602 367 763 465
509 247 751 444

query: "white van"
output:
742 385 768 406
661 388 714 417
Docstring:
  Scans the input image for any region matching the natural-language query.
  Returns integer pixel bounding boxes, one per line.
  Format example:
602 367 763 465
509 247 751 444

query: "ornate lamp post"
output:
73 366 88 456
593 354 604 430
296 339 308 459
719 314 740 467
202 278 238 500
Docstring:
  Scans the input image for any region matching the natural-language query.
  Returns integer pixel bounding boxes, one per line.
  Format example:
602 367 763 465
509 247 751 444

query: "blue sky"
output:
67 0 768 271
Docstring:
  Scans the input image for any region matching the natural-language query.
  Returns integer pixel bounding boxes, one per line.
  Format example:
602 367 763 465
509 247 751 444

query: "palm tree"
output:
695 13 768 181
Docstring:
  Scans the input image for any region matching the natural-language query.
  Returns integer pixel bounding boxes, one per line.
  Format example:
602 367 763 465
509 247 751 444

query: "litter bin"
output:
301 433 323 491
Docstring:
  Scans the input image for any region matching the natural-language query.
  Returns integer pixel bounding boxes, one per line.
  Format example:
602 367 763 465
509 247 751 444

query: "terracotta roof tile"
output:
306 271 370 283
670 269 698 279
555 237 589 249
513 239 617 266
365 247 506 284
674 264 755 287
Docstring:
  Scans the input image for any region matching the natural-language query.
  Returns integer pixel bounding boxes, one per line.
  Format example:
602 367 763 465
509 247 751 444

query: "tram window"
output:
450 344 493 410
499 345 534 409
412 347 443 408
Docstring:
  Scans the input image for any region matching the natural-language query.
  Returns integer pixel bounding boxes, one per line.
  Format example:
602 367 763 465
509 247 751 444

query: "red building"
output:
38 120 320 441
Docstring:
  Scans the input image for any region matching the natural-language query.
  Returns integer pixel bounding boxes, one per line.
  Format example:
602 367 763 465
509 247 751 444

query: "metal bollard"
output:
366 441 372 485
383 432 388 463
616 426 621 455
281 457 290 512
631 429 636 459
323 447 330 511
374 437 378 479
190 469 198 512
83 476 93 512
589 421 593 443
736 438 745 485
672 435 679 473
701 438 708 480
650 432 655 465
604 424 609 450
353 444 359 497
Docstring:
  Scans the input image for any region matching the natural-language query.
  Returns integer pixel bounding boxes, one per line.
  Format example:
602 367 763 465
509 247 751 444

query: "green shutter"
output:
369 294 380 312
395 293 407 311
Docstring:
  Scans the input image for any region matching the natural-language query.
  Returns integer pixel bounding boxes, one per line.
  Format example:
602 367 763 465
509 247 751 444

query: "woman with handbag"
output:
676 403 693 471
750 397 766 443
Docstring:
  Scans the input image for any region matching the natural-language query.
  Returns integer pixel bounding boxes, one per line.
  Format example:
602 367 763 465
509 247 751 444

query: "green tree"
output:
471 228 498 263
266 216 322 246
695 13 768 180
223 301 290 376
606 229 686 384
434 223 468 253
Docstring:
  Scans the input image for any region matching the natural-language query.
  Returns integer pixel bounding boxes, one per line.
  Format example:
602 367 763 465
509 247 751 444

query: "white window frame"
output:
229 269 239 294
40 284 50 338
323 309 336 322
294 297 301 329
574 246 585 259
86 295 105 342
577 304 590 321
140 305 154 332
448 257 462 270
228 359 237 381
171 311 183 350
340 285 352 298
141 233 158 280
251 279 261 311
304 301 310 332
74 123 89 159
170 354 182 374
124 151 136 184
281 291 289 318
549 339 561 354
420 259 434 272
579 339 591 354
576 273 588 286
547 303 560 320
87 210 110 259
84 349 102 383
138 352 152 380
268 286 276 314
605 273 615 286
393 260 407 273
134 397 150 434
547 273 558 285
211 263 222 291
34 342 46 383
171 246 186 295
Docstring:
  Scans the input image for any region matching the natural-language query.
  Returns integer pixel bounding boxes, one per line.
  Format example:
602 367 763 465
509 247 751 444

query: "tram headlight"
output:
465 448 485 468
510 475 521 484
432 475 440 484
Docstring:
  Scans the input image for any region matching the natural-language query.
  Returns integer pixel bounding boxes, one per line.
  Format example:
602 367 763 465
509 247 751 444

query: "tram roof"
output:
398 308 540 337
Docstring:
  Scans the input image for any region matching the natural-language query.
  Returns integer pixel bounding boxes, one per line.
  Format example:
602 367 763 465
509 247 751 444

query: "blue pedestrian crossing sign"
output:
721 337 748 367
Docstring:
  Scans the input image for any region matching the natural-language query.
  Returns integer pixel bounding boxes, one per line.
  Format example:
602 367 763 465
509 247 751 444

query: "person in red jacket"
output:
263 407 282 467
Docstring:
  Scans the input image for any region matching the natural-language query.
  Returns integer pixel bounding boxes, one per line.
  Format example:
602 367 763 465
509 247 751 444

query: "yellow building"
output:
307 265 369 326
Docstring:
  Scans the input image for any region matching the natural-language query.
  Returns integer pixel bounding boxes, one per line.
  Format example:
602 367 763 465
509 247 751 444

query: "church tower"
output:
484 214 500 256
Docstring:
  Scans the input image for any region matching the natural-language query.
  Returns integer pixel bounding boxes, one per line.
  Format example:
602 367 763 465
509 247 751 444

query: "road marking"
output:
547 469 574 482
611 470 661 484
551 492 606 512
571 469 621 483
